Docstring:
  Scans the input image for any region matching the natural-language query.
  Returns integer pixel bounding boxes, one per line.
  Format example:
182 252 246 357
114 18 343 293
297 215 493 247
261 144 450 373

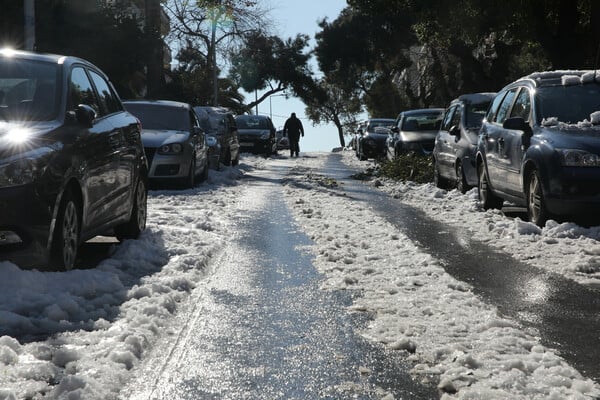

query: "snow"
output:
1 151 600 399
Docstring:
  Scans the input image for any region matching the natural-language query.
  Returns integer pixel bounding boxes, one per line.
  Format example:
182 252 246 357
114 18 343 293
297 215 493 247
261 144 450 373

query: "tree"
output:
165 0 268 106
33 0 149 98
229 32 316 112
303 77 362 148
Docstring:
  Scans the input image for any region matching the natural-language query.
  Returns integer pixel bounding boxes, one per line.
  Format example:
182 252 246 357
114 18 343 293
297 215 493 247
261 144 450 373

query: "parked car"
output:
477 70 600 226
433 93 496 193
356 118 395 160
194 106 240 166
235 114 277 156
0 49 147 270
386 108 444 160
124 100 208 189
276 128 290 150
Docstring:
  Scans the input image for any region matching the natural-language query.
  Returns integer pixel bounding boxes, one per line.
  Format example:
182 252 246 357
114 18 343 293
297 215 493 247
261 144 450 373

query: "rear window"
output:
236 116 269 129
124 103 190 131
401 112 442 131
465 101 491 128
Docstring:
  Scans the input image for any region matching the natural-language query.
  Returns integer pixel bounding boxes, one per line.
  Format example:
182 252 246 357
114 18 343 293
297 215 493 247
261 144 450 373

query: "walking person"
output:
283 112 304 157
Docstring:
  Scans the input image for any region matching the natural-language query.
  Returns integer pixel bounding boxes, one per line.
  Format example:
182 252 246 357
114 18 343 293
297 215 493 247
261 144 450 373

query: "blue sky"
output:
252 0 351 152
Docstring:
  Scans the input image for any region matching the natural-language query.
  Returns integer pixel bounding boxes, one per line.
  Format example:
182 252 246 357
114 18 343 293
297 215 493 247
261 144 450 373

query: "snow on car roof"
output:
522 70 600 86
456 92 496 104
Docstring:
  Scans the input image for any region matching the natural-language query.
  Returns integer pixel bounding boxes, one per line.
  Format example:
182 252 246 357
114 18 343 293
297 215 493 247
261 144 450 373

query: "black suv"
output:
477 70 600 226
0 50 147 269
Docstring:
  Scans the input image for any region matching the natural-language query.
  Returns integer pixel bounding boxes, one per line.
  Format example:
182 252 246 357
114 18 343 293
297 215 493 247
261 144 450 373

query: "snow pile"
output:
282 153 600 399
0 167 245 399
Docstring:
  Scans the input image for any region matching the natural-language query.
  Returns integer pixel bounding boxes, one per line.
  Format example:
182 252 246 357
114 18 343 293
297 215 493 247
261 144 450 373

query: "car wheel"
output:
456 162 469 194
433 160 445 189
231 153 239 166
51 189 80 271
116 178 147 241
527 169 548 227
182 158 196 189
222 147 232 166
200 160 209 182
478 163 503 210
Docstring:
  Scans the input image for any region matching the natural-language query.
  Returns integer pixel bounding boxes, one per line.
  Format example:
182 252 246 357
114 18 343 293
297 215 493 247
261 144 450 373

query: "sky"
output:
246 0 352 152
1 151 600 398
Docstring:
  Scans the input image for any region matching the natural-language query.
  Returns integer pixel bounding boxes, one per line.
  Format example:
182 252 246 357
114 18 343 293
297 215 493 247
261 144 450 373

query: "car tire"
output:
527 169 549 227
116 178 147 241
51 189 80 271
182 158 196 189
478 163 503 210
200 160 209 182
433 160 446 189
231 153 239 166
222 147 232 166
456 162 469 194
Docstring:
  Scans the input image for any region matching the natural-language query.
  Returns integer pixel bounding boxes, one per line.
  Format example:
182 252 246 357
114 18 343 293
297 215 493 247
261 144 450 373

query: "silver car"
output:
124 100 209 189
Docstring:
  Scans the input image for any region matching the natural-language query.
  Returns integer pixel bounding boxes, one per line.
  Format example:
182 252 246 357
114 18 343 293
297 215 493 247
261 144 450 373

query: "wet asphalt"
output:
122 159 439 399
322 153 600 381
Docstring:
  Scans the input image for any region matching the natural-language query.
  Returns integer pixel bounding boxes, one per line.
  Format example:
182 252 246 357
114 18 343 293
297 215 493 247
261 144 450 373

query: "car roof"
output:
236 114 269 119
0 48 99 70
194 105 232 115
123 99 192 109
454 92 496 105
368 118 395 122
401 108 444 116
512 70 600 88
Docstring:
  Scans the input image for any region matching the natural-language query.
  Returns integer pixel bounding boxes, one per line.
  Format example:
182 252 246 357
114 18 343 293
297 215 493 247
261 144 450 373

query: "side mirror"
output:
391 126 400 134
75 104 96 127
503 117 532 136
449 125 460 136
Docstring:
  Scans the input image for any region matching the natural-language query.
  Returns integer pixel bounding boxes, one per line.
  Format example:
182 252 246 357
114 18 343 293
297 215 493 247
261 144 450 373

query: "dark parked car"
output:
386 108 444 160
356 118 395 160
477 70 600 226
124 100 208 189
0 49 147 270
235 114 277 156
433 93 495 193
194 106 240 166
276 128 290 150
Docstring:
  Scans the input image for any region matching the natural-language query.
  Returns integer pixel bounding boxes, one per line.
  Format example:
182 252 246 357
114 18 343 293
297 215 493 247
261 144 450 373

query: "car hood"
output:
141 129 189 147
0 121 62 158
400 130 438 142
364 132 388 141
540 125 600 150
238 129 270 136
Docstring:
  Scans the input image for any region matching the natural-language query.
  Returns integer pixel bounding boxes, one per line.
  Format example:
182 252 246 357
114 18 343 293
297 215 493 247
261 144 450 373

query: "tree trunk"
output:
145 0 163 98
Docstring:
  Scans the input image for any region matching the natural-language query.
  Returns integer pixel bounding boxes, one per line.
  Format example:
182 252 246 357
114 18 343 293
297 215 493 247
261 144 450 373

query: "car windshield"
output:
465 102 491 128
0 58 59 121
536 84 600 125
236 116 269 129
367 120 394 132
125 103 190 131
401 112 442 131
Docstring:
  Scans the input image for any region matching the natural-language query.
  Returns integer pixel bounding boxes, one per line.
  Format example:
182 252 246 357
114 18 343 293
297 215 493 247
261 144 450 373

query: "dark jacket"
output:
284 116 304 140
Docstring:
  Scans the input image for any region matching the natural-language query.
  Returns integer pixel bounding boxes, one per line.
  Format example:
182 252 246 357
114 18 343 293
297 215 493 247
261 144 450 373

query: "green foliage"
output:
379 153 433 184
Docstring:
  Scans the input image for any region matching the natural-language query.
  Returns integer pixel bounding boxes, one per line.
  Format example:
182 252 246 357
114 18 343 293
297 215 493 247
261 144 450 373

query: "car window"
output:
441 106 456 131
510 88 531 121
486 91 508 123
236 116 269 129
465 101 491 128
536 84 600 124
401 112 442 131
124 103 191 131
450 105 461 129
88 70 121 115
70 67 100 115
494 88 518 124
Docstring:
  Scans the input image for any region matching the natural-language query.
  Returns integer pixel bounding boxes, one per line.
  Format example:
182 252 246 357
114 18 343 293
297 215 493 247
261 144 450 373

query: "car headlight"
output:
260 130 270 140
206 135 217 147
557 149 600 166
0 158 38 187
158 143 183 154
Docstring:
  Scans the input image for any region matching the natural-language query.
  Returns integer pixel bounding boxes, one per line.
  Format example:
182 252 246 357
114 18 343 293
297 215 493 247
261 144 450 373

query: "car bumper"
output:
362 140 387 158
0 183 53 268
145 148 192 180
239 139 273 154
544 167 600 215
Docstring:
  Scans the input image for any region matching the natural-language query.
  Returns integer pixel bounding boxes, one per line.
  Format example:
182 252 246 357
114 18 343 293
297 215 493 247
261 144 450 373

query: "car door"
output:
502 87 532 194
436 105 459 178
482 88 518 191
88 68 135 219
69 66 121 231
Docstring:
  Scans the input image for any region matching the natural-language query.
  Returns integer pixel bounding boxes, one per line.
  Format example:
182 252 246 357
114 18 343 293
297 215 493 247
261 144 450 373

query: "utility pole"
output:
24 0 35 51
145 0 164 98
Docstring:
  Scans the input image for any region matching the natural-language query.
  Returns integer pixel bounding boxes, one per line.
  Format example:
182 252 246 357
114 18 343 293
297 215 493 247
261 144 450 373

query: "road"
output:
120 157 439 399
